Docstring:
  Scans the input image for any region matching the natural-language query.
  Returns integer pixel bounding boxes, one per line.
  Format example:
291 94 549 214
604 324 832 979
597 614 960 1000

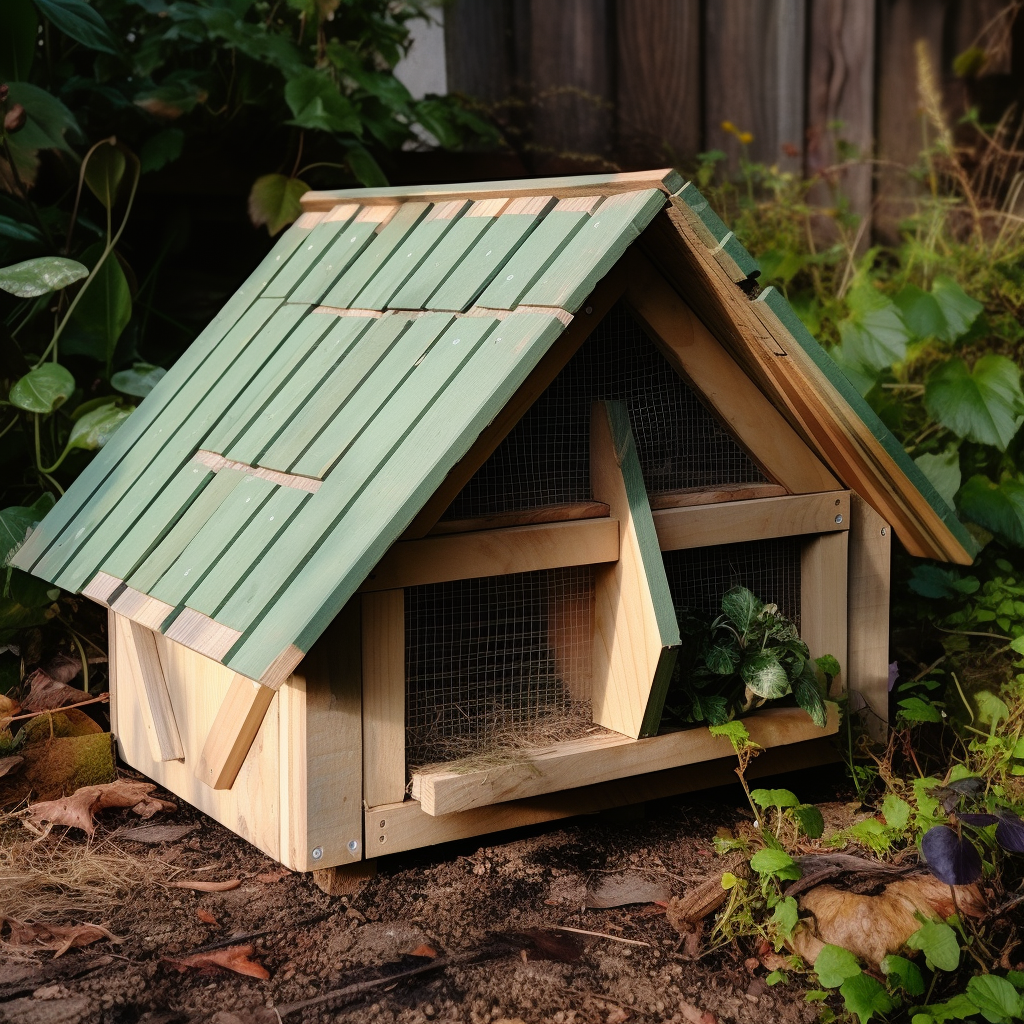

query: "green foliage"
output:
0 256 87 297
906 919 961 973
815 944 863 988
924 356 1024 451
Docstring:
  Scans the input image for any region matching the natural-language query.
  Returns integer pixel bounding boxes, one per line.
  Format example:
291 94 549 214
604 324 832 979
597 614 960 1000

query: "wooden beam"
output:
648 484 786 509
653 492 850 552
123 620 184 763
801 531 849 697
193 674 276 790
591 401 679 739
847 495 891 742
360 519 619 593
361 590 406 807
428 501 610 535
411 704 839 816
622 251 840 495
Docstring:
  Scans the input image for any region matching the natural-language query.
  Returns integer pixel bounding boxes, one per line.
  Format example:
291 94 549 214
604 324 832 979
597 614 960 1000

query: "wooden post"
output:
800 530 849 697
847 495 891 742
123 619 183 762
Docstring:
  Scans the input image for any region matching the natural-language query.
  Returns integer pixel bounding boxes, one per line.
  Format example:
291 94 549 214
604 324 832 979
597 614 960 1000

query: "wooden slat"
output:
623 251 840 495
412 703 839 816
82 570 123 606
522 190 665 312
475 197 600 309
428 501 610 535
801 531 849 695
389 198 509 310
591 400 679 739
110 587 175 632
427 197 557 312
192 451 321 494
123 620 184 762
223 315 375 466
321 203 430 309
194 673 277 790
163 607 242 662
262 206 359 299
653 492 850 552
361 590 405 808
360 518 619 593
223 312 567 682
301 169 685 211
847 495 891 742
648 484 787 509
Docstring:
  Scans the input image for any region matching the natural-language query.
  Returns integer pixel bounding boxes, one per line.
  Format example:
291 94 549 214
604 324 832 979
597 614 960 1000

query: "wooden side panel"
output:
110 611 281 862
847 494 891 742
591 401 679 738
280 602 364 871
124 620 183 762
801 531 849 696
361 590 406 808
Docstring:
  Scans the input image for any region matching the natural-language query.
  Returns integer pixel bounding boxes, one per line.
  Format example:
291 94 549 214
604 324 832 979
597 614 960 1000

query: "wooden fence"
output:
442 0 1022 236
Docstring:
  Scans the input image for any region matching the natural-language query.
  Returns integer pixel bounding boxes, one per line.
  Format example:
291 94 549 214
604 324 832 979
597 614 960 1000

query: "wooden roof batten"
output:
10 168 973 698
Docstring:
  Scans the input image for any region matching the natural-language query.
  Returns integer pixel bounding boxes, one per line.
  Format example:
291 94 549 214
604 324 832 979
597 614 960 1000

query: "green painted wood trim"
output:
321 203 429 309
262 212 357 299
757 287 978 558
184 486 310 618
287 219 380 305
672 182 759 279
426 208 552 312
223 313 567 680
475 209 591 310
351 201 469 311
522 190 665 312
599 400 680 737
123 467 250 592
302 169 686 204
223 315 373 466
285 314 456 478
255 314 413 473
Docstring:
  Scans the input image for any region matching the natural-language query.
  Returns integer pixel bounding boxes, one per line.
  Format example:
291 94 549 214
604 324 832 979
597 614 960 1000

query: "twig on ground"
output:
552 925 650 947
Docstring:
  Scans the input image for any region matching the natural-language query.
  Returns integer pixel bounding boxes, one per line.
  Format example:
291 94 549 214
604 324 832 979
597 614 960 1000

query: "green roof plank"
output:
387 198 508 310
261 205 359 299
351 200 469 311
671 184 759 280
222 315 374 466
123 468 249 593
522 189 665 311
253 314 411 474
426 196 556 312
44 303 308 590
184 486 310 619
320 203 430 309
225 312 566 679
286 211 384 306
474 197 597 309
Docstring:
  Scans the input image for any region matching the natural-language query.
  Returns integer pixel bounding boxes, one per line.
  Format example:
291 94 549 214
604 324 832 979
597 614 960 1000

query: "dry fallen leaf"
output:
21 670 87 712
0 694 18 715
118 823 197 844
2 918 123 958
408 943 438 958
512 929 584 962
255 867 291 884
0 755 24 780
165 944 270 979
196 909 219 925
27 780 176 836
586 871 671 909
679 1000 716 1024
169 879 242 893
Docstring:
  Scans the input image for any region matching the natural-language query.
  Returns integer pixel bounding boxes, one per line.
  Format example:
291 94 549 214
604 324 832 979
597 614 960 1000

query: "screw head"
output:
347 839 359 853
312 847 324 860
378 834 387 845
881 527 887 536
835 514 843 524
585 305 593 314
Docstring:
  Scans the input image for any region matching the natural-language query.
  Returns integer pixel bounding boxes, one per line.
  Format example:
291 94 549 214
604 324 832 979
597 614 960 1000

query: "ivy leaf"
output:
708 720 752 754
881 954 924 996
62 244 132 371
931 276 983 342
84 140 126 210
33 0 119 54
139 128 184 174
895 283 946 340
63 402 132 453
5 81 82 187
9 363 75 414
285 71 362 134
721 585 763 633
957 475 1024 547
882 794 912 831
771 895 799 940
247 174 310 237
751 788 800 810
111 362 166 398
907 918 962 972
0 256 87 297
839 283 911 372
914 445 961 508
898 696 943 723
839 971 895 1024
749 848 801 881
975 690 1009 729
741 651 789 700
793 804 825 839
965 975 1024 1024
917 993 989 1022
346 144 388 187
924 355 1024 451
0 493 55 566
814 944 862 988
908 564 979 600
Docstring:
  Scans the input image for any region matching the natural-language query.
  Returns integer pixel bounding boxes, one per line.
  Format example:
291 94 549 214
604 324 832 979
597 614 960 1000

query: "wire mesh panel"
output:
405 566 595 768
663 538 803 628
444 303 767 519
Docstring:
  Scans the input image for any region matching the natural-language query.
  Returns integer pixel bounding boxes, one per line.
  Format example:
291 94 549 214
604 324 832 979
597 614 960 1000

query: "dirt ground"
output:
1 765 855 1024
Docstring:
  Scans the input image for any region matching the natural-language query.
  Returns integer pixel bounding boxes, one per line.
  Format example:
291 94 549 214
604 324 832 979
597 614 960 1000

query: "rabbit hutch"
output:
13 169 975 888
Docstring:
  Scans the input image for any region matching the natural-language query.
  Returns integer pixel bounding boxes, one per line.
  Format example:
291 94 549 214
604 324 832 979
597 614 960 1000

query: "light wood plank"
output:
591 400 679 739
801 531 849 697
123 620 183 762
623 252 839 495
428 501 610 535
847 495 891 742
163 607 243 662
654 492 850 552
412 704 839 816
648 484 787 509
361 590 406 808
193 673 277 790
193 451 321 494
360 519 618 593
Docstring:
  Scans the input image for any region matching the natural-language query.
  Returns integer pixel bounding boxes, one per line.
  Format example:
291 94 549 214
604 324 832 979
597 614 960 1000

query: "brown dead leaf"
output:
0 755 23 779
2 918 122 958
26 780 175 836
679 1000 716 1024
512 929 583 962
0 694 18 715
408 943 438 958
22 670 86 712
196 909 219 925
169 879 242 893
118 823 196 844
255 867 291 884
586 871 671 908
165 944 269 979
790 874 985 966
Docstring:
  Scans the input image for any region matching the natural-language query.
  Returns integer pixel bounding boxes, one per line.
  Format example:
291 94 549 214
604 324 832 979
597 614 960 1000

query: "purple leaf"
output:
995 812 1024 853
921 825 983 885
888 662 900 691
958 812 999 827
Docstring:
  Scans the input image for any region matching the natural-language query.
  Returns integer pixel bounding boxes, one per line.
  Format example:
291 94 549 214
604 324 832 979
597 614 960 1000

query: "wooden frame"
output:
801 531 850 693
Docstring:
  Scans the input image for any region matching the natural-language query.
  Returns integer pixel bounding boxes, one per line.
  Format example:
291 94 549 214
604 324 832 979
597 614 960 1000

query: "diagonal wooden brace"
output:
194 673 275 790
125 620 184 762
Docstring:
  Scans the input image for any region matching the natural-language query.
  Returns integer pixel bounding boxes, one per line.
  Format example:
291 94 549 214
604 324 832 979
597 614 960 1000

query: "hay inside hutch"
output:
14 169 975 884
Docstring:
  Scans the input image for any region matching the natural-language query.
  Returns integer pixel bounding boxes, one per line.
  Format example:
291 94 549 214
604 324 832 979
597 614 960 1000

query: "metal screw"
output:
378 835 387 845
835 498 841 506
379 820 386 829
585 306 593 314
835 514 843 524
312 847 323 860
347 839 359 853
881 527 887 536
